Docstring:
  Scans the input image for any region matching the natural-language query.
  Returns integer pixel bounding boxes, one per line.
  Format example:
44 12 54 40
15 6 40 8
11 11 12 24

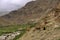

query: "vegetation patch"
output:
13 29 26 40
0 22 36 40
13 23 37 40
0 25 21 35
55 27 60 30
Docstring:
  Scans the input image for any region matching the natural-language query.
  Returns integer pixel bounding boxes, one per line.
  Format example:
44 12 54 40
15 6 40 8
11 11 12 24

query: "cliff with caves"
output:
0 0 60 40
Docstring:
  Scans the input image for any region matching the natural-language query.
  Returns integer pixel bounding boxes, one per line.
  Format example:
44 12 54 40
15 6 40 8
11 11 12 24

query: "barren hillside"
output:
0 0 60 25
19 5 60 40
0 0 60 40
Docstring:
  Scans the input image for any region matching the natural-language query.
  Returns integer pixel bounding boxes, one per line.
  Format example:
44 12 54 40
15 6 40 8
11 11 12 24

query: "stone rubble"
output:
0 31 21 40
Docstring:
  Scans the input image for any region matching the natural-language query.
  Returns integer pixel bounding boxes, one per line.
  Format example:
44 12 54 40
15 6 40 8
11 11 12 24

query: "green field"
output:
0 23 36 40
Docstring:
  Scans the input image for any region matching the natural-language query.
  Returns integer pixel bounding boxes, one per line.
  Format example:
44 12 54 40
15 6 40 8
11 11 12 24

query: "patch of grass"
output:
0 22 36 40
0 25 20 34
0 24 26 35
13 29 26 40
55 27 60 30
27 22 37 28
58 39 60 40
58 38 60 40
14 23 37 40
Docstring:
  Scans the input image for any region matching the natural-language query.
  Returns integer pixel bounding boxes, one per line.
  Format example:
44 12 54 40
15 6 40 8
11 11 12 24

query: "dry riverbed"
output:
0 31 21 40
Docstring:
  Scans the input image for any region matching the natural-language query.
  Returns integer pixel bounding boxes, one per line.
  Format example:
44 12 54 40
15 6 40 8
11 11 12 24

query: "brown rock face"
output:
0 0 60 25
19 1 60 40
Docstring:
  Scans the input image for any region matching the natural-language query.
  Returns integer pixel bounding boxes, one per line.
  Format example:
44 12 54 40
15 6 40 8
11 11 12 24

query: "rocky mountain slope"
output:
0 0 60 25
19 6 60 40
0 0 60 40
